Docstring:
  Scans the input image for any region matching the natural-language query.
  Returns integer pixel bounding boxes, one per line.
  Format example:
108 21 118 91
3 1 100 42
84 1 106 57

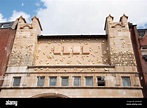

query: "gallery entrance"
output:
31 93 69 98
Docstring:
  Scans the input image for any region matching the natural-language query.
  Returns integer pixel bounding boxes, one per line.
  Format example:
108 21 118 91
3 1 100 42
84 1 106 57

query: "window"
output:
49 77 57 86
122 77 131 86
73 76 81 86
61 77 69 86
37 76 45 86
97 76 105 86
13 77 21 86
143 55 147 62
85 76 93 86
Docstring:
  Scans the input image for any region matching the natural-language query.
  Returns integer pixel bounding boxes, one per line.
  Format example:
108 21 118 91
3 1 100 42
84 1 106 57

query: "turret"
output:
105 14 136 66
8 16 42 66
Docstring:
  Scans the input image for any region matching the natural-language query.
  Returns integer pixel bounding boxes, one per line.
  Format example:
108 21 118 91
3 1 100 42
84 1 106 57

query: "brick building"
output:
0 15 143 98
129 24 147 98
0 21 17 86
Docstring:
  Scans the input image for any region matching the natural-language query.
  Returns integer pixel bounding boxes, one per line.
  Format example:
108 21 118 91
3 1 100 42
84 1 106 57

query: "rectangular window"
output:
122 76 131 86
49 77 57 86
61 77 69 86
37 76 45 86
13 77 21 86
73 76 81 86
97 76 105 86
85 76 93 86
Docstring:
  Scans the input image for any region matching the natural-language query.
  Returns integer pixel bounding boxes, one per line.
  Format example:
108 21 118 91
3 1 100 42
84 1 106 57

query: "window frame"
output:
49 76 57 86
73 76 81 86
85 76 93 86
122 76 131 87
13 77 21 86
97 76 105 86
37 76 45 86
61 76 69 86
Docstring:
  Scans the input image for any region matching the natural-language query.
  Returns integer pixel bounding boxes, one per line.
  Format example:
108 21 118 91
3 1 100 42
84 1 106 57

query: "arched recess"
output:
31 93 69 98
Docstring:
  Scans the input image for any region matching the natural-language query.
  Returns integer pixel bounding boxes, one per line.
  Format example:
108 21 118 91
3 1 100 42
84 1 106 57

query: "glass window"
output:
13 77 21 86
73 76 81 86
37 76 45 86
49 77 57 86
61 77 69 86
143 55 147 62
97 76 105 86
85 76 93 86
122 77 131 86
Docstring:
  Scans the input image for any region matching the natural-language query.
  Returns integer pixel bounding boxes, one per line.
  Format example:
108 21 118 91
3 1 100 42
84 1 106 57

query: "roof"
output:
0 21 14 29
137 29 147 37
38 34 107 39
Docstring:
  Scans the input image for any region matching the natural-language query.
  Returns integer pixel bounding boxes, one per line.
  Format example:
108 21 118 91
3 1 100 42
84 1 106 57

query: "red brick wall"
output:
129 24 147 98
139 35 147 73
0 29 16 86
140 35 147 97
139 35 147 46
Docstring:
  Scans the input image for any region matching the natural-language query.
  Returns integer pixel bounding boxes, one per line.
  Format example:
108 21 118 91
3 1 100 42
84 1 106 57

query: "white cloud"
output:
36 0 147 35
0 13 6 22
35 2 40 7
9 10 30 22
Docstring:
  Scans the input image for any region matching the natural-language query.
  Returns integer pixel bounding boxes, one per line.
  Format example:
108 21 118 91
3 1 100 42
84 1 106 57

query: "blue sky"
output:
0 0 45 19
0 0 147 35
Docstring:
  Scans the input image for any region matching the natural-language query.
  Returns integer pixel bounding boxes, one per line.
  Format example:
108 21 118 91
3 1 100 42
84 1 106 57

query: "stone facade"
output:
0 15 143 98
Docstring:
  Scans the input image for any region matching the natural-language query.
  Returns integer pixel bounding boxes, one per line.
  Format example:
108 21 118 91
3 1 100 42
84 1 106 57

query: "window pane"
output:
62 77 68 86
122 77 131 86
13 77 21 86
37 76 45 86
85 77 93 86
97 76 105 86
73 77 81 86
49 77 57 86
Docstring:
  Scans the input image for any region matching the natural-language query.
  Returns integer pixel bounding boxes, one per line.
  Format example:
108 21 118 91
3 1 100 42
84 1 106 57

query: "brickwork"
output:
0 28 16 86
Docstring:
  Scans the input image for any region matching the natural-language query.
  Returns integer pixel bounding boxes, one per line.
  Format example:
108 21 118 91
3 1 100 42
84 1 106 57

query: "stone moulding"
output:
27 64 115 68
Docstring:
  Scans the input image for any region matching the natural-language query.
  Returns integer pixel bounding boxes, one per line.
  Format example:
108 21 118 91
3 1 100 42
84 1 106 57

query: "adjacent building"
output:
0 15 143 98
129 24 147 98
0 21 17 86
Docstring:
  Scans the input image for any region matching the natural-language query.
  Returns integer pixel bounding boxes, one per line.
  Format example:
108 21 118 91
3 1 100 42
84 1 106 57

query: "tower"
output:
105 14 136 67
7 16 42 67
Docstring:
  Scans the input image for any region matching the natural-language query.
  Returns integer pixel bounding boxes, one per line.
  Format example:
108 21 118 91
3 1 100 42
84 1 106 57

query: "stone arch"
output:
31 93 69 98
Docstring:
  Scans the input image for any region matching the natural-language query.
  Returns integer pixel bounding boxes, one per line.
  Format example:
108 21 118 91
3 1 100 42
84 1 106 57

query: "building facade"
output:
129 24 147 98
0 21 17 86
0 15 143 98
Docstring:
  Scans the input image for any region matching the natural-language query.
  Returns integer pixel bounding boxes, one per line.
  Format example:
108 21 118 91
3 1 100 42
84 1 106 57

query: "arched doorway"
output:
31 93 69 98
